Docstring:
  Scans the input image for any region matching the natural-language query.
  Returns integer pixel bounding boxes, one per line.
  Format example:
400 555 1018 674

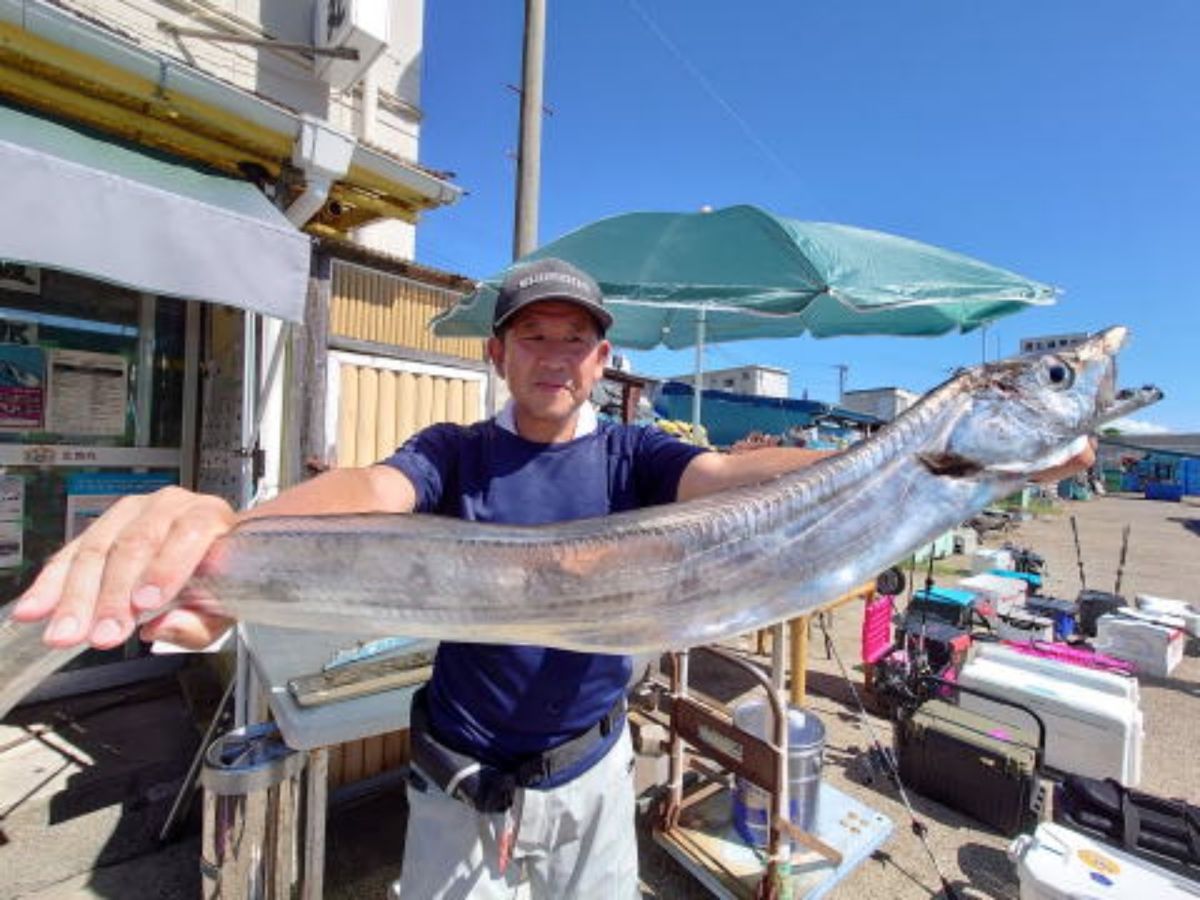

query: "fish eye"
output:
1041 356 1075 390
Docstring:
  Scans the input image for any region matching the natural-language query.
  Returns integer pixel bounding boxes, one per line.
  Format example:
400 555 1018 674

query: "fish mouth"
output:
1072 327 1163 424
1096 385 1165 426
1064 326 1164 425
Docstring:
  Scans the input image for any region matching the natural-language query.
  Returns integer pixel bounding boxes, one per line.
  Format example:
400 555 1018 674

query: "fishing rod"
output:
1114 524 1132 597
817 617 961 900
1070 515 1087 591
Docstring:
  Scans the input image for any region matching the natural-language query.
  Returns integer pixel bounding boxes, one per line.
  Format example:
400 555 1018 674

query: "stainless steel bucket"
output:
731 699 826 848
200 722 307 899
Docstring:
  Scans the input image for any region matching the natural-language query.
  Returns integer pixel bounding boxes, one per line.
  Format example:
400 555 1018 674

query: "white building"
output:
1020 332 1089 354
0 1 480 715
669 364 789 398
840 387 920 422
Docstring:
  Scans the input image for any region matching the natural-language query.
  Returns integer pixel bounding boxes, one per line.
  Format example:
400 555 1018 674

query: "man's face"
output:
488 300 611 442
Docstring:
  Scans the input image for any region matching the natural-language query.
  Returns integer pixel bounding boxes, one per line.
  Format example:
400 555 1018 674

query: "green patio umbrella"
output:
431 204 1055 425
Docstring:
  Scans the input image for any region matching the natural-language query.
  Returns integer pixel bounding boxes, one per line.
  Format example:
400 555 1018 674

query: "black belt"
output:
515 695 625 788
409 688 625 813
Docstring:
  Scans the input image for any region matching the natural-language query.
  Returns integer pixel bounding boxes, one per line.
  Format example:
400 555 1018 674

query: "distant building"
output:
667 364 789 398
1020 332 1089 354
840 387 920 422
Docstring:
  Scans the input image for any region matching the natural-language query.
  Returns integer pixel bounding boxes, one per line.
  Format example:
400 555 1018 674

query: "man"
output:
11 258 1093 897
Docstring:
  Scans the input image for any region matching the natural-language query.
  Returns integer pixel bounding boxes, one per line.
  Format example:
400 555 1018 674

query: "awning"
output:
0 102 310 321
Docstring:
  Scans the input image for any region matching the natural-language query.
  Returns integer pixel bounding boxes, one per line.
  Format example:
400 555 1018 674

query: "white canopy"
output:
0 102 310 321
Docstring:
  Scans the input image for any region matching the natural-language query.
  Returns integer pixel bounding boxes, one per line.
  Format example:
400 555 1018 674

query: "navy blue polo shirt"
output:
383 418 705 786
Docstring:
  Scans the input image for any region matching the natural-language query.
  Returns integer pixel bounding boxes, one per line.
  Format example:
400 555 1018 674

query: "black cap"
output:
492 258 613 336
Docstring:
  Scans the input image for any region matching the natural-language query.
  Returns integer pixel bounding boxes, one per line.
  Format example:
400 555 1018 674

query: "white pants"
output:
395 727 640 899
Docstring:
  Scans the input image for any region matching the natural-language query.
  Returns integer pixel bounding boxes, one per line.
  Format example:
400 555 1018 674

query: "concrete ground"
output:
1 493 1196 899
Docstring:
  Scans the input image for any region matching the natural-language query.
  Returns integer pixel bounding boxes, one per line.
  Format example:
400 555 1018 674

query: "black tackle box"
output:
1077 589 1127 637
1055 774 1200 875
896 694 1043 836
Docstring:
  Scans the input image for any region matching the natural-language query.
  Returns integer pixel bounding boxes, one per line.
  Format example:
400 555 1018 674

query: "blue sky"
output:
416 1 1198 433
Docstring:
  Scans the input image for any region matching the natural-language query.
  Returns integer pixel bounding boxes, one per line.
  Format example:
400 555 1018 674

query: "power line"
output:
626 0 805 189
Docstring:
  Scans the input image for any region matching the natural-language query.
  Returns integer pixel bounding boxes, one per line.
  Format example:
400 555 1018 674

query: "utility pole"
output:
831 364 849 403
512 0 546 260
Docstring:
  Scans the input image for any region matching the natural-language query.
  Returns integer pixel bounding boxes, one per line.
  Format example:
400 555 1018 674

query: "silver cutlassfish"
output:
0 327 1161 717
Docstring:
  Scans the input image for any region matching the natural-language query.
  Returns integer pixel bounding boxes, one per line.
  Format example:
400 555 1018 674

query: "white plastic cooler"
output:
1009 822 1200 900
958 573 1028 613
970 547 1014 574
958 656 1143 786
1095 612 1186 678
971 643 1140 704
1136 594 1200 638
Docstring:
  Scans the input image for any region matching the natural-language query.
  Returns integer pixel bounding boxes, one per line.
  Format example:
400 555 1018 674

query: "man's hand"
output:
10 487 236 650
1029 436 1098 484
8 465 420 651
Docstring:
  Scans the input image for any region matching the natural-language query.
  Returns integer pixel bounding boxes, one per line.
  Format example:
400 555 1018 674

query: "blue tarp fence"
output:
653 381 882 448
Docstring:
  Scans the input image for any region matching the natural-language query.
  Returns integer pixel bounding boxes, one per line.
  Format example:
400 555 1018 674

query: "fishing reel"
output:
875 567 906 597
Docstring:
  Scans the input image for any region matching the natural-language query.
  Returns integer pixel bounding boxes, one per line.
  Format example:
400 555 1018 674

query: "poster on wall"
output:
0 343 46 430
0 475 25 568
65 472 177 541
46 349 128 436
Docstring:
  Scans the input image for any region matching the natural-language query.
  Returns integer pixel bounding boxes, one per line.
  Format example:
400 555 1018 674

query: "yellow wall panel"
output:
464 381 481 423
337 363 359 468
448 379 463 424
326 743 344 788
362 735 385 780
377 370 398 461
415 374 434 429
341 737 364 786
333 355 485 470
431 377 448 424
397 371 417 445
369 269 384 344
383 731 407 770
329 262 486 364
355 367 379 467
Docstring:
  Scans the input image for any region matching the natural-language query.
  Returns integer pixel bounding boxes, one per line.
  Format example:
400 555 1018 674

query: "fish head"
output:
926 326 1163 478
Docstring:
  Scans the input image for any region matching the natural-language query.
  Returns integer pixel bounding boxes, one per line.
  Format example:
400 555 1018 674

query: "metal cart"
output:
639 617 892 899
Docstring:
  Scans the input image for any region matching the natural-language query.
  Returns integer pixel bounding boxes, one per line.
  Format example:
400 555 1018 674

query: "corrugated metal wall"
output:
329 259 485 363
332 357 485 466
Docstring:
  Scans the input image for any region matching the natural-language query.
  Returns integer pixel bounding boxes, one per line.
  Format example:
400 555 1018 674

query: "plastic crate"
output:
1144 482 1184 502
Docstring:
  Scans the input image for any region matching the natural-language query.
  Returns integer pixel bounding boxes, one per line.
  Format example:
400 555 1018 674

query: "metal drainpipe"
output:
284 174 333 228
360 63 379 145
285 116 356 228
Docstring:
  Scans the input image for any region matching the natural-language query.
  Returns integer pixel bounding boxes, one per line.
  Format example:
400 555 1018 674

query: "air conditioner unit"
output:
314 0 390 92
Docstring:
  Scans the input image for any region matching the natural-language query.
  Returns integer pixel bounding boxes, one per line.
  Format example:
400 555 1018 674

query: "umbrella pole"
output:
691 307 706 441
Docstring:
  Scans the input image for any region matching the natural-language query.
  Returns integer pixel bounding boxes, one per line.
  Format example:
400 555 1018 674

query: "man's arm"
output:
242 464 416 520
676 439 1097 502
677 447 834 501
12 465 418 650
